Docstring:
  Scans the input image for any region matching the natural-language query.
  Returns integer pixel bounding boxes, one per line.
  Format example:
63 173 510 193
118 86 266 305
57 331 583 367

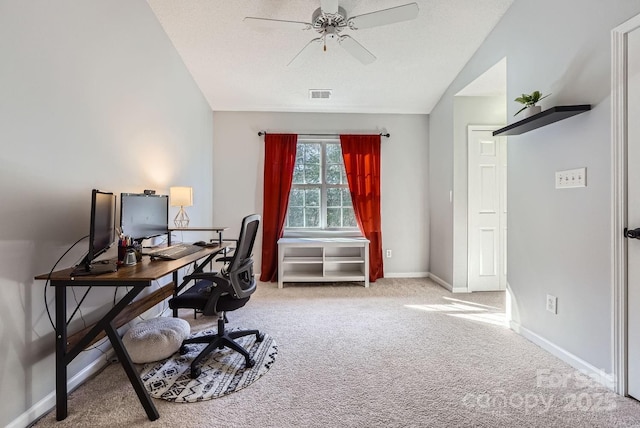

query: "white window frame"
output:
284 137 361 238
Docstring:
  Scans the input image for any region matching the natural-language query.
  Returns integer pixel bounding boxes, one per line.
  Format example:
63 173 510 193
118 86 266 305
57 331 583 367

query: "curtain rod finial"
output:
258 131 265 136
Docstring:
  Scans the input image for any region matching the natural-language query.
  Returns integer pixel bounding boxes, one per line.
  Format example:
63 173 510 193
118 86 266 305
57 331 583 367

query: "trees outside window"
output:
285 140 357 231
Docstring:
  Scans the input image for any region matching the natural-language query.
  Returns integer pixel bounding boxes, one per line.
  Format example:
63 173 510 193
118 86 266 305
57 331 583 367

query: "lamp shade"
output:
169 186 193 207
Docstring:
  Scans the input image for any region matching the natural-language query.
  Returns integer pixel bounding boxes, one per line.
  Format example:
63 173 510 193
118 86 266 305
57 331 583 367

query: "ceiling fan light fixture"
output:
309 89 332 100
245 1 419 66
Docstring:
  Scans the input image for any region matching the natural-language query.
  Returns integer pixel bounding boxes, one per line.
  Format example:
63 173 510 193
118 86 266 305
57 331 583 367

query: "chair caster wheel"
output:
256 333 265 342
190 367 201 379
246 359 255 368
180 345 189 355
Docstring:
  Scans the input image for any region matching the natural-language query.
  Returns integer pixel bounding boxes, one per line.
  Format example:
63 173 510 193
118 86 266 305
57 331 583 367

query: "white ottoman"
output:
123 317 190 364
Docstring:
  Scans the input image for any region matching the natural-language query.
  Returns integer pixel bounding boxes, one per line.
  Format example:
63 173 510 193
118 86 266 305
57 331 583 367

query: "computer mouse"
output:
194 241 206 246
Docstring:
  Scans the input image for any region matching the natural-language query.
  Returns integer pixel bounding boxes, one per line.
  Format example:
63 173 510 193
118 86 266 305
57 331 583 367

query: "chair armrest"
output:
184 271 224 282
202 276 234 316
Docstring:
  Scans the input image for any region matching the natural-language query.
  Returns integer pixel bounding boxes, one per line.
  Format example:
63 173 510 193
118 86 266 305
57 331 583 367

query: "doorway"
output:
612 13 640 397
467 126 507 291
452 57 507 292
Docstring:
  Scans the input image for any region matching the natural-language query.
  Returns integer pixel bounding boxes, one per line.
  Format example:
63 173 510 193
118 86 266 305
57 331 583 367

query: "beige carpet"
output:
33 278 640 427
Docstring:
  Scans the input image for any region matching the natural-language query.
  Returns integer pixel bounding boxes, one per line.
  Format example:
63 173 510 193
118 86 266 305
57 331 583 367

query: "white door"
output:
627 25 640 400
468 126 507 291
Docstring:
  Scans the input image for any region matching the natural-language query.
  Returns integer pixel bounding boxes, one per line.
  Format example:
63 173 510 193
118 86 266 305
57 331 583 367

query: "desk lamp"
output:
170 186 193 227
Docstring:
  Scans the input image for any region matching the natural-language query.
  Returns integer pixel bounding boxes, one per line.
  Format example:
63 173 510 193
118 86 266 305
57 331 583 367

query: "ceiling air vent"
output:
309 89 332 100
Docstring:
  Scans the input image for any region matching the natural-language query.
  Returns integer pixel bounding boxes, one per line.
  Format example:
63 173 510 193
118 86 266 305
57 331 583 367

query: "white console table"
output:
277 237 370 289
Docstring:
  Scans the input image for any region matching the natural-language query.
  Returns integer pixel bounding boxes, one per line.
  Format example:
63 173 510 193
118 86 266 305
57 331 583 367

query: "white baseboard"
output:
384 272 429 278
7 349 114 428
510 321 615 390
428 273 468 293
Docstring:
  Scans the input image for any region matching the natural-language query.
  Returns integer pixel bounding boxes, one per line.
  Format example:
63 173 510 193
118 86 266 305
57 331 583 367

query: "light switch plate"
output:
555 168 586 189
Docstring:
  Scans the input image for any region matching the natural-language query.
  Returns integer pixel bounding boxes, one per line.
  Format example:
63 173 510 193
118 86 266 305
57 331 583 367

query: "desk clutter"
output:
118 235 142 266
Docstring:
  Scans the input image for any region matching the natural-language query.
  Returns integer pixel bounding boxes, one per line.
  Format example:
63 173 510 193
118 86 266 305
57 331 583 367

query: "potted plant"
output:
514 90 550 117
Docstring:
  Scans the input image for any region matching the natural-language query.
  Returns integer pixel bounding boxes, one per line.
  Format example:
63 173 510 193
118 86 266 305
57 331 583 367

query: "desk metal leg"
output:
105 323 159 421
55 284 159 421
172 271 179 317
55 285 68 421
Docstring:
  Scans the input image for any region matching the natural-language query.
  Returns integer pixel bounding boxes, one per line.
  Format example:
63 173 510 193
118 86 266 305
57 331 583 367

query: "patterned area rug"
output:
140 329 277 402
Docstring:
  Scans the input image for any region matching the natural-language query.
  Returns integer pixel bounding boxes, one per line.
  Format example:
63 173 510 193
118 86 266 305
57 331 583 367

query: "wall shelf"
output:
492 105 591 136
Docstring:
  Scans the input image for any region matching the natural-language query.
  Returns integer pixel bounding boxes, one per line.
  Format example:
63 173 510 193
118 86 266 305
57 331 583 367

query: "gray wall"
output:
0 1 214 426
212 111 430 277
429 0 640 373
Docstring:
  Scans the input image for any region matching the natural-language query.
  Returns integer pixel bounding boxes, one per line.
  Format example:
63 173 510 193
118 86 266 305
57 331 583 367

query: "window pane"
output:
327 187 341 207
305 207 320 228
326 164 342 185
288 207 304 227
305 163 320 184
327 208 341 227
326 143 342 164
293 164 304 184
341 188 352 205
304 144 321 164
343 207 357 227
305 188 320 206
289 188 304 206
296 144 305 163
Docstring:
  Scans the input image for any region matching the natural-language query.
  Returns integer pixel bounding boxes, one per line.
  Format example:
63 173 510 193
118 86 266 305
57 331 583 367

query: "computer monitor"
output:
120 193 169 243
73 189 117 275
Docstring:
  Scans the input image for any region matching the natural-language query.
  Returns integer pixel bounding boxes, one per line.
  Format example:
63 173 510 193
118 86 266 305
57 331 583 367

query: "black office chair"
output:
169 214 263 379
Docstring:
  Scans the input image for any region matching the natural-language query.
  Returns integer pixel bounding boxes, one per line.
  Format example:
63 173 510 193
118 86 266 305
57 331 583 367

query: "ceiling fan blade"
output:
348 2 419 30
287 38 323 66
338 35 376 65
320 0 339 15
244 17 312 31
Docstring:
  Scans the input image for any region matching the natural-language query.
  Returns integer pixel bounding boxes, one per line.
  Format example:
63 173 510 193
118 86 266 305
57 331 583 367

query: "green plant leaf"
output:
531 90 541 102
514 90 551 108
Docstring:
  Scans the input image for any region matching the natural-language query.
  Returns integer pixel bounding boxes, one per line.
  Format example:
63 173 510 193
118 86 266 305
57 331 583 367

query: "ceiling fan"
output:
244 1 419 66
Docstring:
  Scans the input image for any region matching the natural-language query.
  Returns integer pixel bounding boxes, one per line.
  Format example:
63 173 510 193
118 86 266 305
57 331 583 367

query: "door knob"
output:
625 228 640 239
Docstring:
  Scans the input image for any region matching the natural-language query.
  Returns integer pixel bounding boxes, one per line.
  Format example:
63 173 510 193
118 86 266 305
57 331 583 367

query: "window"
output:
285 139 358 231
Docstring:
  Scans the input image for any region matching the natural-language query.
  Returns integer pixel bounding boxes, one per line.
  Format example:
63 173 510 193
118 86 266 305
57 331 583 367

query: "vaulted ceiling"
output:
147 0 513 114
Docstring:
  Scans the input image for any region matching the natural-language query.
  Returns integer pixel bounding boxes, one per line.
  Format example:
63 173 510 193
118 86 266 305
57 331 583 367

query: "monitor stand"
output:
71 261 118 277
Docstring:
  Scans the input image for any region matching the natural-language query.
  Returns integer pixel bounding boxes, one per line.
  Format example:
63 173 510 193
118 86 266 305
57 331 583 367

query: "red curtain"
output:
340 134 383 281
260 134 297 282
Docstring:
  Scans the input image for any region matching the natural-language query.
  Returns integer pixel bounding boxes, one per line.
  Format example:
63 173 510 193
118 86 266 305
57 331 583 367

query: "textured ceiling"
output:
147 0 513 114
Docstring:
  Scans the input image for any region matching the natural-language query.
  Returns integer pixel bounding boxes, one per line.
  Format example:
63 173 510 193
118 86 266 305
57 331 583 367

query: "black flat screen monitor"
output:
120 193 169 243
74 189 117 275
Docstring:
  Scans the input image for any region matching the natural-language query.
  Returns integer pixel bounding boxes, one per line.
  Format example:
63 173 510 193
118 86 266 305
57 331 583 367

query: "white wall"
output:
429 0 640 374
0 1 213 426
212 111 430 278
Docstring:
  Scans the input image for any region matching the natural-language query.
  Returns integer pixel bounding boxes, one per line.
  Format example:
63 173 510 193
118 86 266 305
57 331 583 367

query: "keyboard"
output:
147 244 203 260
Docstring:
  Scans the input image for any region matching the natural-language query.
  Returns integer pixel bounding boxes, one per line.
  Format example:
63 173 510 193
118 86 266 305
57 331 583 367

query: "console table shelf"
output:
278 237 369 288
492 105 591 136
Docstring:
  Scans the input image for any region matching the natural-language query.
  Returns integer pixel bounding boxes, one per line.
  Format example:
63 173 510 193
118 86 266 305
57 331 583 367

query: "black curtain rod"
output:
258 131 390 138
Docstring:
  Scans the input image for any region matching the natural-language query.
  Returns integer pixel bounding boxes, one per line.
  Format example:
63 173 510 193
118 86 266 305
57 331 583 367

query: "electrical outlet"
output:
555 168 586 189
546 294 557 314
386 249 392 258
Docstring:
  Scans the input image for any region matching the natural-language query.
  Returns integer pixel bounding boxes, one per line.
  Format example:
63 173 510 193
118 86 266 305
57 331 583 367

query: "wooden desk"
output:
35 244 229 421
